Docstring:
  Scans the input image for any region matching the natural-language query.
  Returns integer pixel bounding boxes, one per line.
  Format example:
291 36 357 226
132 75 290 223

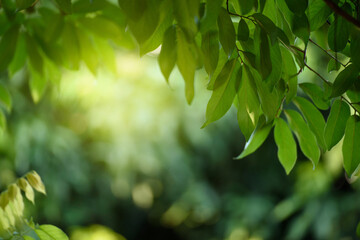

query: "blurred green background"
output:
1 46 360 240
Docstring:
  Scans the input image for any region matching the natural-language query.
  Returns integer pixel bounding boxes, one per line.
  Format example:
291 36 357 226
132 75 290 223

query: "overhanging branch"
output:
322 0 360 28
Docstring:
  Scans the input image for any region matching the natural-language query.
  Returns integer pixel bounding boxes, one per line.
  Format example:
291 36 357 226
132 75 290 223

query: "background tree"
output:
1 0 360 239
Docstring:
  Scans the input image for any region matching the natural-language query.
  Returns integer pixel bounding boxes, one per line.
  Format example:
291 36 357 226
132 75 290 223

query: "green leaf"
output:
285 109 320 167
0 25 19 72
343 115 360 177
285 0 308 15
238 0 254 15
8 32 26 76
293 96 326 151
76 28 98 75
331 64 359 97
324 99 350 150
237 65 261 140
25 34 44 75
252 13 290 46
257 27 272 79
78 17 123 42
0 110 6 132
264 39 282 90
17 178 35 204
23 236 36 240
176 26 198 104
203 58 240 126
29 65 47 103
299 83 330 110
15 0 36 10
307 0 332 31
327 58 341 73
274 118 297 174
237 19 249 41
35 225 68 240
54 0 72 14
26 171 46 195
217 8 236 58
291 13 310 44
350 30 360 69
280 46 297 103
201 30 219 76
328 15 349 52
236 116 273 159
62 21 80 70
0 84 12 112
200 0 223 33
159 26 177 81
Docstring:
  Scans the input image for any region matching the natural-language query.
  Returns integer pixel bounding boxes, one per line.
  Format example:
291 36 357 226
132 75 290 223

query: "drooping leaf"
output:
0 25 19 72
61 21 80 70
8 32 26 77
237 19 249 41
285 109 320 167
331 64 359 97
176 26 198 104
0 84 12 112
328 15 350 52
201 30 219 76
237 65 261 140
200 0 223 33
236 116 273 159
17 178 35 204
217 8 236 58
343 115 360 177
327 58 341 73
307 0 332 31
29 65 47 103
285 0 308 15
256 27 272 79
78 16 123 42
274 118 297 174
324 99 350 150
26 171 46 195
293 96 326 151
291 13 310 44
299 83 330 110
203 58 240 126
280 46 297 103
158 26 177 81
76 28 98 75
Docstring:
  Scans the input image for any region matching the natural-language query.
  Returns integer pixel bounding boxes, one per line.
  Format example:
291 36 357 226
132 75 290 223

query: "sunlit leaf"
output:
26 171 46 195
203 58 240 126
343 115 360 177
217 8 236 58
293 97 326 151
201 30 219 76
176 26 198 104
324 99 350 150
17 178 35 204
274 118 297 174
236 116 273 159
35 225 68 240
285 109 320 167
76 28 98 75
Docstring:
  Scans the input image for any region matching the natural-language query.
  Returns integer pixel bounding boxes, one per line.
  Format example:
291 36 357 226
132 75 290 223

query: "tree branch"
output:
322 0 360 28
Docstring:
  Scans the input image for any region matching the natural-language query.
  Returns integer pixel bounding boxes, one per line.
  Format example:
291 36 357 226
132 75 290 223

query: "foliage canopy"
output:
1 0 360 176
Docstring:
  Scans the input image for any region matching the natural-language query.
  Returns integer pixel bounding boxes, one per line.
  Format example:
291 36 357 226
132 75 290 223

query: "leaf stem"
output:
304 62 331 86
323 0 360 28
341 96 360 115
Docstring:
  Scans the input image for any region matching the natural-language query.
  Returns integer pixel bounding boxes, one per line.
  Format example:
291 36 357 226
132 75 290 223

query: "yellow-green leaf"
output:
217 8 236 58
274 118 297 174
159 26 177 81
285 109 320 167
26 171 46 195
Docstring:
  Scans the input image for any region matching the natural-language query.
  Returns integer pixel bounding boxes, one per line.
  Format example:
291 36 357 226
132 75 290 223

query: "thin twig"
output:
304 62 332 86
323 0 360 28
341 96 359 114
309 39 346 67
